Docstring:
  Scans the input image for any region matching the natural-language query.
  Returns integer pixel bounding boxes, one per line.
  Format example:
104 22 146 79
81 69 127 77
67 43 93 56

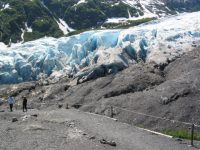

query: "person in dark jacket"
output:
22 96 27 112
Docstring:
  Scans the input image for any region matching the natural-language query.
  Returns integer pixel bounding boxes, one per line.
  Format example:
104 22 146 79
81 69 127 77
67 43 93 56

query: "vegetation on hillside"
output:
0 0 199 44
0 0 62 44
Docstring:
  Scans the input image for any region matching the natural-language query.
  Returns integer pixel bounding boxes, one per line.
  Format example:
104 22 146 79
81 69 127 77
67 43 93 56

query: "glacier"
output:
0 12 200 84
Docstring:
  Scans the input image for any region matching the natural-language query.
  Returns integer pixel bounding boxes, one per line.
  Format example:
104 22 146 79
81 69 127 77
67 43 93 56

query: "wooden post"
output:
66 103 69 109
191 124 194 146
110 106 113 118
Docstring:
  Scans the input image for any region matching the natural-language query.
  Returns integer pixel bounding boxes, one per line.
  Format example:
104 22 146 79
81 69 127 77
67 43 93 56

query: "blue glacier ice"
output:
0 12 200 84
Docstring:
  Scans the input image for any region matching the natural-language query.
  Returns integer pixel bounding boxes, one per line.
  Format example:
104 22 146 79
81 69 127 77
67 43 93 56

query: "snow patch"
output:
111 2 120 7
73 0 87 7
21 28 25 43
77 0 87 5
56 19 75 35
25 22 32 32
0 3 10 11
106 18 128 23
122 0 138 6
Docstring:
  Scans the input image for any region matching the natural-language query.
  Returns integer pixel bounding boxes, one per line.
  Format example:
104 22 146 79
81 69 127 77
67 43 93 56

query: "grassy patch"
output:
102 17 156 29
162 129 200 141
66 29 92 37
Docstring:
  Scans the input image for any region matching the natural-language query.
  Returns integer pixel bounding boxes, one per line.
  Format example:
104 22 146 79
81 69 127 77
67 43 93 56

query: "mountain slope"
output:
0 0 199 44
0 0 65 44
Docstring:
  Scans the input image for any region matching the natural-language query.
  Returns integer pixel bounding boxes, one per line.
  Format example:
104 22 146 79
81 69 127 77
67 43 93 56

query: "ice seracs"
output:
0 12 199 84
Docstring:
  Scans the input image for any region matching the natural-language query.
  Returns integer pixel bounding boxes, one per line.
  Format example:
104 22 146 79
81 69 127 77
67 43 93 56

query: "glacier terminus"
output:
0 12 200 84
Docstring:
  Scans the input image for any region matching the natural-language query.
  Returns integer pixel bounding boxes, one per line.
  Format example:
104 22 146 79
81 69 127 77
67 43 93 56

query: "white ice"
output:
0 12 199 84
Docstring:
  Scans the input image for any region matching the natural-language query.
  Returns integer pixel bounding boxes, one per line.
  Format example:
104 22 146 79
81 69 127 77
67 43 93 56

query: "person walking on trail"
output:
8 96 15 112
22 96 27 112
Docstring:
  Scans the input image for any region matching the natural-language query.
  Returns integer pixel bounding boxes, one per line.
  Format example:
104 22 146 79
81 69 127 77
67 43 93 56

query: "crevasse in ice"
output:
0 12 200 84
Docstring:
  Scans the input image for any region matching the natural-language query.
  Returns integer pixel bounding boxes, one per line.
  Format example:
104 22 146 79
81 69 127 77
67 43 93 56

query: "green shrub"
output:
162 129 200 141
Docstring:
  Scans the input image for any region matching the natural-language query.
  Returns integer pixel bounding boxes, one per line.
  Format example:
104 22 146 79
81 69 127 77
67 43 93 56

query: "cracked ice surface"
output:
0 12 199 84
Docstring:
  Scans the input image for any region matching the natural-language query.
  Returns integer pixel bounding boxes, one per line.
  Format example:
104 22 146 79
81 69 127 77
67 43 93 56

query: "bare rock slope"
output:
1 47 200 132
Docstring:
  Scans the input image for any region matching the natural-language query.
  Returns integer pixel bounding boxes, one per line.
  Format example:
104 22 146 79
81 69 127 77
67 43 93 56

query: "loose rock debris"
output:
100 139 117 147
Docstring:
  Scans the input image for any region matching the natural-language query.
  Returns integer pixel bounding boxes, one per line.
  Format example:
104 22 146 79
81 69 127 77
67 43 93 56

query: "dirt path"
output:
0 109 198 150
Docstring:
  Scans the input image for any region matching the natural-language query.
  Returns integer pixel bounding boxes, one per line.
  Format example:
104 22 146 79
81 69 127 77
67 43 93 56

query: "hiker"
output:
22 96 27 112
8 96 15 112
